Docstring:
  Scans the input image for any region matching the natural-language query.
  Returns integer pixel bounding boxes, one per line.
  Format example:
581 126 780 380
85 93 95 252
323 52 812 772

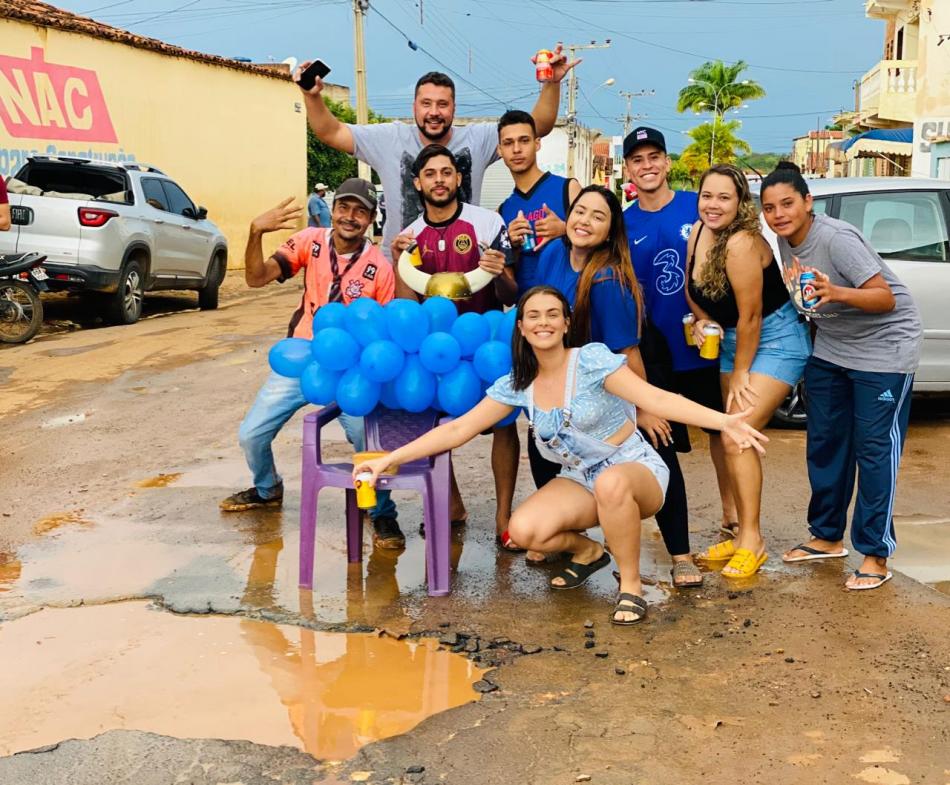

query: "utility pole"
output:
353 0 371 181
565 39 611 179
618 88 654 139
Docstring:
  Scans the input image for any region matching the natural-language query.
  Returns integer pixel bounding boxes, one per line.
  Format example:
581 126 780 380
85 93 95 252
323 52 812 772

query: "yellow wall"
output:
913 0 950 176
0 18 306 265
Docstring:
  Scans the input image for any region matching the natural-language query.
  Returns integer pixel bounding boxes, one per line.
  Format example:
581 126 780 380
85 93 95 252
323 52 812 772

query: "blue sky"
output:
62 0 883 154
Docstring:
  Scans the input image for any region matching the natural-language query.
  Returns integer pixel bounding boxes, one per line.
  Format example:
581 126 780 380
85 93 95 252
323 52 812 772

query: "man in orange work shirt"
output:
221 179 405 549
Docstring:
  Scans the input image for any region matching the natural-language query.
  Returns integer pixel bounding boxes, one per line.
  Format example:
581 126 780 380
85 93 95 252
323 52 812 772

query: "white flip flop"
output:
782 544 849 563
846 570 893 591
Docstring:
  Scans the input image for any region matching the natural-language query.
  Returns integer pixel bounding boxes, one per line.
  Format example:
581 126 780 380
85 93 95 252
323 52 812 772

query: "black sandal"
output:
550 550 610 590
611 593 648 626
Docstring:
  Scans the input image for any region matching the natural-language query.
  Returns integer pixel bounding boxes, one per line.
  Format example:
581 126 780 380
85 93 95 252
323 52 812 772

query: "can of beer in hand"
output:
354 472 377 510
683 313 696 346
535 50 554 82
521 228 536 252
799 271 819 310
699 324 722 360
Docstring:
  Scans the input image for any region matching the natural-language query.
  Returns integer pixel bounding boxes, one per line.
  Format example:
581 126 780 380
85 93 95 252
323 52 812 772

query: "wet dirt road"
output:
0 278 948 785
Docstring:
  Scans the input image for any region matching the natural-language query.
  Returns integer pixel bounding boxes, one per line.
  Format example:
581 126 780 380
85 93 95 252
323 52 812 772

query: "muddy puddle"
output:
0 601 485 760
891 514 950 595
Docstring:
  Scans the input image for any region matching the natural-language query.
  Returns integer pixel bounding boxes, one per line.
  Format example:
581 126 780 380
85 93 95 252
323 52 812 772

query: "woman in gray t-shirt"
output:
760 163 922 592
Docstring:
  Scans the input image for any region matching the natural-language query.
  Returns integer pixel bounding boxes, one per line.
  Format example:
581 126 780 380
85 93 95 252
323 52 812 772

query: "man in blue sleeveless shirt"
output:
622 127 738 537
497 110 581 296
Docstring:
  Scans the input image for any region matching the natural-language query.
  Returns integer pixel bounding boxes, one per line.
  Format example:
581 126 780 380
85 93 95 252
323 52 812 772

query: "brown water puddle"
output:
136 472 183 488
891 515 950 595
31 510 93 536
0 601 484 760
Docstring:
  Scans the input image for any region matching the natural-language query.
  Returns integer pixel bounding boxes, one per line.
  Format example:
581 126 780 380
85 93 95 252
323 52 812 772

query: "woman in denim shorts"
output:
355 286 767 626
685 164 812 579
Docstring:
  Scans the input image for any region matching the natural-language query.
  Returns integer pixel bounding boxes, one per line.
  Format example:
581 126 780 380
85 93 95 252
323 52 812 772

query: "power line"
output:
527 0 869 75
369 5 510 107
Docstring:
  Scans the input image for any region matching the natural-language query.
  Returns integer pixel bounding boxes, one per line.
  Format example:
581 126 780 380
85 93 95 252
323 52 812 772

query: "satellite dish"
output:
282 56 298 73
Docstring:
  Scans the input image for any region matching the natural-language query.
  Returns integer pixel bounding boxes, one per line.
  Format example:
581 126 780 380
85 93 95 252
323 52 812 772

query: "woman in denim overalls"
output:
356 287 767 625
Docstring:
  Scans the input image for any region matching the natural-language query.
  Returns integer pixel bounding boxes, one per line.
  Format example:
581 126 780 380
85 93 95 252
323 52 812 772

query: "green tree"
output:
676 60 766 117
740 151 782 176
307 98 387 189
680 119 751 177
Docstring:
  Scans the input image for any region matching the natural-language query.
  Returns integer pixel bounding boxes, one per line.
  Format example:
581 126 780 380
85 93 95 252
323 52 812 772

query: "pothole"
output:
0 601 486 760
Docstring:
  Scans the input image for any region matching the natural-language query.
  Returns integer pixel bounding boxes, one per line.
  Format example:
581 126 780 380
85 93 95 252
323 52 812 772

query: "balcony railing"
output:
858 59 917 124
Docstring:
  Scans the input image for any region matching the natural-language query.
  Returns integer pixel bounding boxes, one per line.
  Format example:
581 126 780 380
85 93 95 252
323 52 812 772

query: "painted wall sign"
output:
0 47 117 143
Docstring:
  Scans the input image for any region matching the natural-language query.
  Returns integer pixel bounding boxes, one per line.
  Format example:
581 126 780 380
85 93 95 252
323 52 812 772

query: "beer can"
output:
354 472 377 510
800 271 819 309
521 228 536 252
683 313 696 346
699 325 721 360
535 49 554 82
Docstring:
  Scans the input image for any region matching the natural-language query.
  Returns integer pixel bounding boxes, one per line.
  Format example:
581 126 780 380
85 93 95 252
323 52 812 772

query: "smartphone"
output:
296 59 331 91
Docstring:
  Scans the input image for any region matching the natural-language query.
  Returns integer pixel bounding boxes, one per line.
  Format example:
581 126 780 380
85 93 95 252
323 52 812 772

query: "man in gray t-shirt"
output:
295 51 577 260
778 213 921 374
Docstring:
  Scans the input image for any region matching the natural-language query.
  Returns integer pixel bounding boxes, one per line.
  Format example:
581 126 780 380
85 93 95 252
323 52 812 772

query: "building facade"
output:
791 130 845 176
837 0 949 178
0 0 306 265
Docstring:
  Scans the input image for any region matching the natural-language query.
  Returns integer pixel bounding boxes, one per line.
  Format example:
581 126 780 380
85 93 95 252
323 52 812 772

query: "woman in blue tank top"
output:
355 286 767 625
686 164 812 579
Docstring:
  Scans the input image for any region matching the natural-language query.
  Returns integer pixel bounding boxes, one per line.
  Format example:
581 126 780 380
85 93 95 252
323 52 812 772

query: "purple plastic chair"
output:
299 404 453 596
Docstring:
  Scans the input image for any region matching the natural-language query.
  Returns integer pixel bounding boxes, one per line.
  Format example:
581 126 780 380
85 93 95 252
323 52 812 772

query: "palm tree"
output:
680 119 751 176
677 60 765 117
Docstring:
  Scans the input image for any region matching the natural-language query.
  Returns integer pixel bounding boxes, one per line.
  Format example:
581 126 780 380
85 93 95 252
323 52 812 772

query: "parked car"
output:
0 156 227 325
753 177 950 425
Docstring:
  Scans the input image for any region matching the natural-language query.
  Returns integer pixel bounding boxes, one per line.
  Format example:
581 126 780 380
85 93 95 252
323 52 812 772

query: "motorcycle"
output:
0 252 48 344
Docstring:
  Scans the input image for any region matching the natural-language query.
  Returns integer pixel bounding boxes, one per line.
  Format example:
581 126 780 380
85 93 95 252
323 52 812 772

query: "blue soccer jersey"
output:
623 191 713 372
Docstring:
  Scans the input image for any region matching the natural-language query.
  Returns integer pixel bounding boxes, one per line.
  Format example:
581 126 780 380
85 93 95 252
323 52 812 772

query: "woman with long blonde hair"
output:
686 164 811 578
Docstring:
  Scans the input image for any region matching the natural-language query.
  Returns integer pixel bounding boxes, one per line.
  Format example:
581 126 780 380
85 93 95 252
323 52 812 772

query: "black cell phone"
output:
296 59 331 91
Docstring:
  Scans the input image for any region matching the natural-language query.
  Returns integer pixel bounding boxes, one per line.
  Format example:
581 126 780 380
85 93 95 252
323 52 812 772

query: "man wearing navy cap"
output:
622 127 738 575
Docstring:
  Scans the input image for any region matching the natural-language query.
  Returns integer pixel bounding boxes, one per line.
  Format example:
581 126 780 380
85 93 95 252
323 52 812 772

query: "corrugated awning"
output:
836 128 913 158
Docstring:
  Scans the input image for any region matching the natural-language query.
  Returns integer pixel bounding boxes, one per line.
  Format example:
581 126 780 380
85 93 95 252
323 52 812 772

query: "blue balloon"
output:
395 354 437 413
336 367 380 416
483 309 504 338
496 407 521 427
313 302 347 333
422 296 458 333
419 331 462 375
269 338 313 378
312 327 360 372
345 298 387 347
385 299 430 353
360 340 405 383
496 308 518 344
473 340 513 383
379 379 401 410
300 361 342 406
450 312 491 358
437 361 483 416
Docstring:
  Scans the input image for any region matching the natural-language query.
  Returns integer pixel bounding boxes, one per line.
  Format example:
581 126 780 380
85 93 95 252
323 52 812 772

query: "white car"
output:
754 177 950 425
1 156 227 325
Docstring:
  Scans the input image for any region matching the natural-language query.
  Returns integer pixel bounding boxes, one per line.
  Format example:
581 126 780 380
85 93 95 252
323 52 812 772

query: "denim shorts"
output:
559 432 671 501
721 301 812 386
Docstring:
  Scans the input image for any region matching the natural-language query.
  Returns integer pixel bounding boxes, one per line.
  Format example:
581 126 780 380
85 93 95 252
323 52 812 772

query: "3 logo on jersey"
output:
653 248 685 295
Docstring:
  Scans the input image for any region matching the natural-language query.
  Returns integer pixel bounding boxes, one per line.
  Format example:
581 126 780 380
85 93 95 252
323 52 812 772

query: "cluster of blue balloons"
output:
268 297 519 423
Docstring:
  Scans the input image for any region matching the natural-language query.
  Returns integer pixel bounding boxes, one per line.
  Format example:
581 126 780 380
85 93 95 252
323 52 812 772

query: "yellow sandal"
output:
698 540 737 561
722 548 768 578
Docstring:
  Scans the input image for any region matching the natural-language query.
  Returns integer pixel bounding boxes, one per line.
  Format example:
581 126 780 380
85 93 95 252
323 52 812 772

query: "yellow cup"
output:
354 472 377 510
699 325 721 360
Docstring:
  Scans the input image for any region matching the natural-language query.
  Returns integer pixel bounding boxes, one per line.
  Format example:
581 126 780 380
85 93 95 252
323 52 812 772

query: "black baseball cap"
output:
334 178 377 211
623 127 667 158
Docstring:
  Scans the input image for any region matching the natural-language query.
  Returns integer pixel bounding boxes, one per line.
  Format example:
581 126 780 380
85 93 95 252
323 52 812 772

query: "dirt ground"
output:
0 277 947 785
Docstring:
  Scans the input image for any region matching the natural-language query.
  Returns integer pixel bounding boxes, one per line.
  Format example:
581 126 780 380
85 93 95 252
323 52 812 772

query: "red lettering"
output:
0 48 117 143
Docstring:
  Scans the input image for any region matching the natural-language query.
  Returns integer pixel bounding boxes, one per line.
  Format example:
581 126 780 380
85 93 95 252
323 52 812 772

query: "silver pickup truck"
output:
0 156 227 324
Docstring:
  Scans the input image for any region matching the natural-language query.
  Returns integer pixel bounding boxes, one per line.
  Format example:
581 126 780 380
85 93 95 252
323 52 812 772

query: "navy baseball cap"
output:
623 127 667 158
